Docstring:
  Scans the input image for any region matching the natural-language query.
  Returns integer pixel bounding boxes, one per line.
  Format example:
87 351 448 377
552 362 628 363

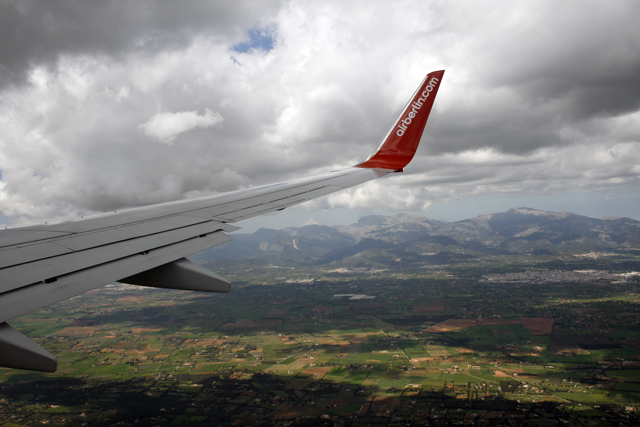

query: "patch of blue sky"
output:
232 27 276 53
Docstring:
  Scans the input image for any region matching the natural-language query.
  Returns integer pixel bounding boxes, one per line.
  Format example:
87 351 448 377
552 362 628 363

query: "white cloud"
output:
139 109 224 144
301 218 319 226
0 0 639 225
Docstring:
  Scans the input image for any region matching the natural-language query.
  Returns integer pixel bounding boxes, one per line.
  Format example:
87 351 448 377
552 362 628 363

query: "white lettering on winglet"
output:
396 77 439 137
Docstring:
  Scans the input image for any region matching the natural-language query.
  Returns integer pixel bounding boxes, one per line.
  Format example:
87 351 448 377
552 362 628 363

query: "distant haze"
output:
1 1 639 228
194 208 640 268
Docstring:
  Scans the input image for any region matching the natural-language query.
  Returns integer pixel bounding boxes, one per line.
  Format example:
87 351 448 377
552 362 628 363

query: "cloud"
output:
139 109 224 144
0 0 639 225
0 0 281 89
300 218 319 226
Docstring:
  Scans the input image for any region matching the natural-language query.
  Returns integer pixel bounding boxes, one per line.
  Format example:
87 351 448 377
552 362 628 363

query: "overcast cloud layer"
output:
1 0 639 227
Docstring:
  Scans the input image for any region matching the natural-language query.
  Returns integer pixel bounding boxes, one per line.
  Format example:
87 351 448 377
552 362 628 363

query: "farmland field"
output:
2 260 640 425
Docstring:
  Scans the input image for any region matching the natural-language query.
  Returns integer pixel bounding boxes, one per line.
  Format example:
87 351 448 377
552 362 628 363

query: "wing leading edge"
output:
0 70 444 371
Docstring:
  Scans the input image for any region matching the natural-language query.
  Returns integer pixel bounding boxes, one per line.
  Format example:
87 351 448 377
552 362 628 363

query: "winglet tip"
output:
355 70 444 171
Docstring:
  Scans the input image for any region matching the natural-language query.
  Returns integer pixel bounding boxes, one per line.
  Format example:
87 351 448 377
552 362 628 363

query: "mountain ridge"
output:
191 208 640 267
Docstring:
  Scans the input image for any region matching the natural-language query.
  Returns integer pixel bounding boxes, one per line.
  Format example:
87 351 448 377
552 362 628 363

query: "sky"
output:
1 0 639 232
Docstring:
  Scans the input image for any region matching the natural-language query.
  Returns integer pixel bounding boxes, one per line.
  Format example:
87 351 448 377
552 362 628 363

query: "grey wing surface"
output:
0 69 444 372
0 168 387 371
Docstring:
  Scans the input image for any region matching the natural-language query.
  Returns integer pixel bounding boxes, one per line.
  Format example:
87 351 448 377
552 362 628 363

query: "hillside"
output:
191 208 640 268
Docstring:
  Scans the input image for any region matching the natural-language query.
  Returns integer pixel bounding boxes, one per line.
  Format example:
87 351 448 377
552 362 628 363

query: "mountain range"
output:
192 208 640 268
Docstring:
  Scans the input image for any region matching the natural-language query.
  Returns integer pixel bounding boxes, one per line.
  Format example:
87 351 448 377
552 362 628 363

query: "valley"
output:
1 208 640 426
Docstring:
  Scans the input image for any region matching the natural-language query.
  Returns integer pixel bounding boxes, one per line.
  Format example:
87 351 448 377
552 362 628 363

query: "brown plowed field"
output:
303 367 332 377
131 325 164 333
425 319 478 332
425 317 553 335
116 295 145 302
521 317 554 335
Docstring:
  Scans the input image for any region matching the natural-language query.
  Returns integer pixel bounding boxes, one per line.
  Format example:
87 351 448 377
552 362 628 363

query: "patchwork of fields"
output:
2 263 640 425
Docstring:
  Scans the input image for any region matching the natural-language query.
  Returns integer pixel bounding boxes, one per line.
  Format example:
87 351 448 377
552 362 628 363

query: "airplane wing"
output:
0 70 444 372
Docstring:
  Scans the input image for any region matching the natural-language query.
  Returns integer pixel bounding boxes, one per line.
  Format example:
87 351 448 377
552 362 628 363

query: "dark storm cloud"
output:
479 1 640 121
425 100 563 155
0 0 280 89
418 0 640 156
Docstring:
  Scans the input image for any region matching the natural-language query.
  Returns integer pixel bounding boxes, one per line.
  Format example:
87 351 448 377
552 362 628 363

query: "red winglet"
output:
356 70 444 170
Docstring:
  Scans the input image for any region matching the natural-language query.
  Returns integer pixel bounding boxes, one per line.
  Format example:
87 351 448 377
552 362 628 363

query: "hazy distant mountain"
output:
191 208 640 267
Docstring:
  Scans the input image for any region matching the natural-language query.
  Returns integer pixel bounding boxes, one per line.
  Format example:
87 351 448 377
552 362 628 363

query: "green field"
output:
1 260 640 425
